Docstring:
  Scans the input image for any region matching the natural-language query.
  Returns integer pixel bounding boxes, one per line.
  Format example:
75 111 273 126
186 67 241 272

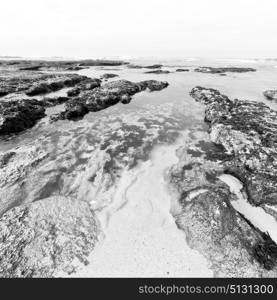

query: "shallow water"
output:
1 58 277 276
68 140 212 277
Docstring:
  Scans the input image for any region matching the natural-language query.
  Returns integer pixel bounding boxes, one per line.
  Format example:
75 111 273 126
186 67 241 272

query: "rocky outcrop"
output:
176 68 189 72
264 90 277 101
0 75 97 135
0 59 128 71
19 65 42 71
0 73 89 98
144 64 163 69
53 79 169 121
145 70 170 74
42 96 70 107
127 64 163 69
100 73 119 80
66 78 101 97
194 67 256 74
168 119 277 276
0 99 45 135
78 59 127 67
25 74 88 96
176 184 277 276
190 86 277 208
66 65 85 71
0 145 50 215
0 196 98 277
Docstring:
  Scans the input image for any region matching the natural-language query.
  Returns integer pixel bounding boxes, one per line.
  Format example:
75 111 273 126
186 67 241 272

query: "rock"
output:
26 82 53 95
0 99 45 135
176 68 189 72
190 86 277 207
0 72 89 98
66 78 101 97
264 90 277 101
59 100 88 120
0 152 16 168
53 79 169 121
168 129 277 276
144 70 170 74
194 67 256 74
42 96 69 107
100 73 119 80
19 65 42 71
144 64 163 69
0 59 128 71
137 80 169 91
127 64 144 69
78 59 127 66
67 88 81 97
0 196 98 277
127 64 162 69
0 145 50 215
176 186 277 276
66 65 85 71
25 74 88 96
0 90 9 97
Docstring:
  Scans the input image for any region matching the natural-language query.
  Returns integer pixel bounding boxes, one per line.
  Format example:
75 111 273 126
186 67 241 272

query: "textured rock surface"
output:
190 86 277 207
145 70 170 74
127 64 162 69
0 196 98 277
168 126 277 276
25 74 88 96
0 99 45 135
53 79 169 121
194 67 256 74
264 90 277 101
176 68 189 72
0 72 88 97
0 145 49 214
66 77 101 97
0 59 127 71
176 187 277 277
100 73 119 80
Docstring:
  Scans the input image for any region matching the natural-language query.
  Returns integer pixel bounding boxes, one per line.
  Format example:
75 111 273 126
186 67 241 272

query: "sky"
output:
0 0 277 59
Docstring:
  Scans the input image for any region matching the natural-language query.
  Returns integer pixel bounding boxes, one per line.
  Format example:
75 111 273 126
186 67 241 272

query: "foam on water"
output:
219 174 277 244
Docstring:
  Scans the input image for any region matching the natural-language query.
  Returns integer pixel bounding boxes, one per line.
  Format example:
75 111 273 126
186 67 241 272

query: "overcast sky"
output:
1 0 277 59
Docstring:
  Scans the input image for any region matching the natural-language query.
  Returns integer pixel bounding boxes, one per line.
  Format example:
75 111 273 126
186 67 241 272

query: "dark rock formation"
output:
42 96 69 107
138 80 169 91
194 67 256 74
127 64 144 69
0 146 49 215
144 64 163 69
127 64 163 69
100 73 119 80
0 196 98 277
176 68 189 72
25 74 88 96
78 59 127 66
53 79 169 121
66 78 101 97
19 65 42 71
264 90 277 101
176 183 277 276
190 86 277 207
66 65 85 71
144 70 170 74
0 59 128 70
0 99 45 135
0 73 89 98
168 116 277 275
